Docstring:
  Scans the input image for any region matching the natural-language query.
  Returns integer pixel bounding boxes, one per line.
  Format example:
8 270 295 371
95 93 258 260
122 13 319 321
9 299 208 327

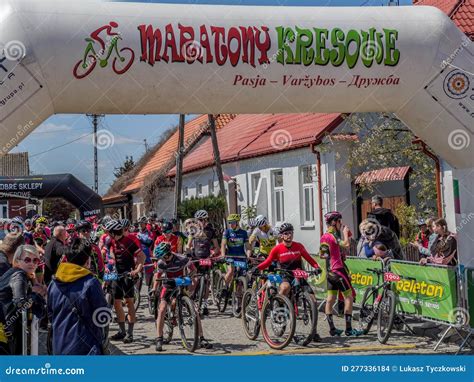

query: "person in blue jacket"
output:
47 238 108 355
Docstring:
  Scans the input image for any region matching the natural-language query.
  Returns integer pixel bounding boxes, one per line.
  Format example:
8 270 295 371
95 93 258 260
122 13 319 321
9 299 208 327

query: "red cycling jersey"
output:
258 241 319 271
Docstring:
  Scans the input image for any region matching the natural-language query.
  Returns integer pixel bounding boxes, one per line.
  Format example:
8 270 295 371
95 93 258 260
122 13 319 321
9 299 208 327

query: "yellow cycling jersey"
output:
250 227 278 255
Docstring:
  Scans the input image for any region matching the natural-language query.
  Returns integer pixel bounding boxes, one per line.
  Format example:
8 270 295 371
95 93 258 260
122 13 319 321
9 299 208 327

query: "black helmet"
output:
76 220 92 232
279 223 294 234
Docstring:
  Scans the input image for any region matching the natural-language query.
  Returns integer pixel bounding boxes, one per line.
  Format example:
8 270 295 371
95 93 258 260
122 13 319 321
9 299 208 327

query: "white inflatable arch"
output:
0 0 473 263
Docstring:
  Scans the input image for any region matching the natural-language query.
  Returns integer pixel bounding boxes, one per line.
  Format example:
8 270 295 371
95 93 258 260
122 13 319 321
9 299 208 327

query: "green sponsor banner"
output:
307 256 383 302
345 257 383 303
466 268 474 328
390 261 458 324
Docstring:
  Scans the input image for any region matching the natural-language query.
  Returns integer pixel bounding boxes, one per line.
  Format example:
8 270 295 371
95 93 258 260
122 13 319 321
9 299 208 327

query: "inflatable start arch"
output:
0 0 473 263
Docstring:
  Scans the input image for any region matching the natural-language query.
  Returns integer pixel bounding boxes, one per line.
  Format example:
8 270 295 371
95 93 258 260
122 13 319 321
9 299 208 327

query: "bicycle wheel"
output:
358 287 377 334
293 292 318 346
147 285 154 316
196 275 206 314
73 55 97 79
133 275 142 311
261 294 295 350
177 295 199 352
231 276 247 318
377 289 396 344
210 270 221 305
163 306 174 344
241 289 260 340
216 274 228 313
113 47 135 74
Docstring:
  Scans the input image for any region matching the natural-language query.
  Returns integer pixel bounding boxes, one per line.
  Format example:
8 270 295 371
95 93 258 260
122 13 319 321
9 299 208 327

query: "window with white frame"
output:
197 183 203 197
301 166 315 225
251 173 261 204
208 180 215 195
272 170 284 223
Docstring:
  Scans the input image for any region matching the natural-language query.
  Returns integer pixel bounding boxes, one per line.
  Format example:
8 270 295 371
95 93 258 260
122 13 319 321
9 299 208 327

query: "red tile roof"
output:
414 0 474 39
169 113 343 176
122 114 235 193
451 0 474 38
354 166 411 184
102 193 127 204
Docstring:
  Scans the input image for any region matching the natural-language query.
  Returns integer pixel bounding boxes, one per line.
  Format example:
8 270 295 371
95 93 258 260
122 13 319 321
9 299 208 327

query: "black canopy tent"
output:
0 174 103 219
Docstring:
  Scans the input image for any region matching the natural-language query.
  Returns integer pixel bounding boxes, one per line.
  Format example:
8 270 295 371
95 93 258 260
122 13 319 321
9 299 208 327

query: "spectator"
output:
419 218 457 266
412 218 437 258
367 195 400 238
0 245 47 354
43 225 68 285
357 219 403 260
0 234 25 277
47 238 108 355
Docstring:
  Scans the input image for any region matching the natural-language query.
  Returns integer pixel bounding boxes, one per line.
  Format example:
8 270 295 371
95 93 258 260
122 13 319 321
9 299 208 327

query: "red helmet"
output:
324 211 342 225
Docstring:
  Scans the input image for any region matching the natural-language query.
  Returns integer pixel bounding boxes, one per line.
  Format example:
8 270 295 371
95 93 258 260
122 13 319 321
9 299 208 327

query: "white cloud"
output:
33 123 74 134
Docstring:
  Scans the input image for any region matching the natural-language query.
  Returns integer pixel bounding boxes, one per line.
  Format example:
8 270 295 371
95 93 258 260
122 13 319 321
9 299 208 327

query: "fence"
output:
348 238 420 262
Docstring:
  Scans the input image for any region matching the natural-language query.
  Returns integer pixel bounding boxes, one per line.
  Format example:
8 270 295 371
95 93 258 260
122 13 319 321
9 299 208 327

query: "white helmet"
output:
255 215 268 227
194 210 209 219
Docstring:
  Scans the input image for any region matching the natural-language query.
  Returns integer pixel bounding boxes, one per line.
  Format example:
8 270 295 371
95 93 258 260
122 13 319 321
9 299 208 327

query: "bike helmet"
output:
194 210 208 219
34 216 48 226
104 220 123 232
324 211 342 225
76 220 92 232
279 223 294 234
120 219 131 228
137 216 147 224
11 216 24 224
24 219 32 226
255 215 268 227
248 218 256 228
417 218 427 226
162 221 173 233
153 242 172 258
66 218 77 225
227 214 240 222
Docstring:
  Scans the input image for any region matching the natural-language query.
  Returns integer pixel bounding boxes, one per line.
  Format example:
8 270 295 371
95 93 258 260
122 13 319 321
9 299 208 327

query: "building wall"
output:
180 147 356 252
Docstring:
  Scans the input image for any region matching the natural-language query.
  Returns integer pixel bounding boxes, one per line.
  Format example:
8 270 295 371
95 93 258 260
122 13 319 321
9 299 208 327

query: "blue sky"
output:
13 0 412 196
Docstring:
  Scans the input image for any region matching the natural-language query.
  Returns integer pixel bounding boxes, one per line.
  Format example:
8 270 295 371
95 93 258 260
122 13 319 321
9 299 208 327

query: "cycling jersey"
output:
250 227 278 255
258 241 318 271
191 223 217 259
223 228 248 258
114 236 141 274
156 254 190 279
155 234 179 253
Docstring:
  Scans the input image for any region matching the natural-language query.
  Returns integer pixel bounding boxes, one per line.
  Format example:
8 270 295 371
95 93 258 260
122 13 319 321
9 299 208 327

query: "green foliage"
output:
318 113 437 216
177 195 227 236
395 203 418 246
241 205 257 221
42 198 76 221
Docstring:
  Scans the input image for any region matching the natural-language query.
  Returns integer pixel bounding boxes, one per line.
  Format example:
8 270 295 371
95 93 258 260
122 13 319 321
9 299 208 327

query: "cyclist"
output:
246 218 257 238
220 214 251 302
107 220 146 344
77 220 104 280
256 223 320 296
185 210 220 316
152 242 213 352
155 221 182 254
255 223 321 341
249 215 278 259
171 218 187 251
132 216 154 288
320 211 362 337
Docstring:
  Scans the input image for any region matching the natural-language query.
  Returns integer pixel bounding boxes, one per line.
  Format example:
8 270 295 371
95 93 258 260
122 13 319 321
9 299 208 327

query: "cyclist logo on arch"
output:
73 21 135 79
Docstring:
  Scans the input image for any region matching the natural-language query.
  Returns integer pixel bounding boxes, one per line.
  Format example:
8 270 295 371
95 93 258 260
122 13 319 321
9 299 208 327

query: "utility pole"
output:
87 114 104 193
174 114 185 219
208 114 228 216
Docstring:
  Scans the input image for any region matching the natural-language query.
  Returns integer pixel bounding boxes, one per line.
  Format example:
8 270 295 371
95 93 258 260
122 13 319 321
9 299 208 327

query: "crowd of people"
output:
0 196 458 355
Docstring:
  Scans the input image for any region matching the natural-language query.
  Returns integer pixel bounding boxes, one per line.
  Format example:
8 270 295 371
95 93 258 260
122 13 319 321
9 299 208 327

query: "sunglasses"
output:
22 257 41 265
281 231 294 236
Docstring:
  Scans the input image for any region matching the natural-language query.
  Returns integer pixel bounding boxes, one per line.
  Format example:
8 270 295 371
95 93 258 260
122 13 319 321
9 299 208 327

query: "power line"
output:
30 132 93 157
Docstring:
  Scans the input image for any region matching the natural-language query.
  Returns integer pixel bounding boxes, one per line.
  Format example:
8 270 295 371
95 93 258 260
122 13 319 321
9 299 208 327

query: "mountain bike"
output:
358 267 414 344
215 258 248 317
241 270 295 350
276 268 320 346
152 276 199 352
